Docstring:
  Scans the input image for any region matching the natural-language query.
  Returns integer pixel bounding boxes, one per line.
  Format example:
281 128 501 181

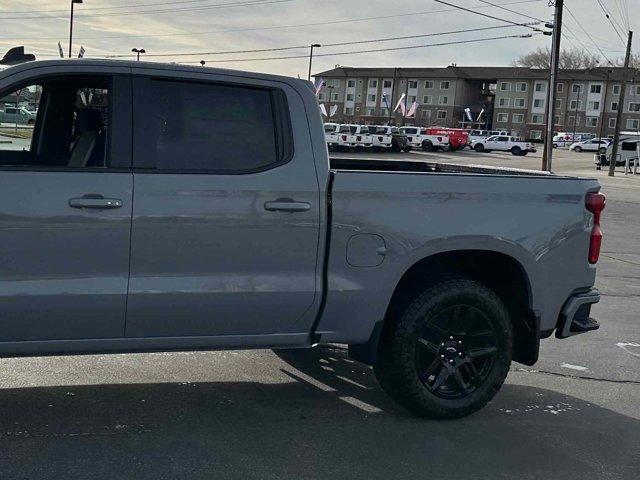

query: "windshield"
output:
324 125 336 133
402 127 419 134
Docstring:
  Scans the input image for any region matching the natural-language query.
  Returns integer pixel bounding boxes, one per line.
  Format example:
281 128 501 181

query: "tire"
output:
553 143 558 148
574 146 582 153
422 141 433 152
598 147 606 154
27 119 35 125
391 141 402 153
374 278 512 419
511 146 522 156
474 144 484 152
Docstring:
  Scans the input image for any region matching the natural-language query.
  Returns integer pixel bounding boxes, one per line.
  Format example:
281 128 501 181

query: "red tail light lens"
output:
341 135 347 141
586 192 606 264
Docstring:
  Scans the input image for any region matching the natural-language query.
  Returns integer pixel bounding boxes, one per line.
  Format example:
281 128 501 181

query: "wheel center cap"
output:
440 340 460 360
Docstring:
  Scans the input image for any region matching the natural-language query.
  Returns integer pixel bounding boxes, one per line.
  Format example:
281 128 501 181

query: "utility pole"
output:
542 0 563 172
68 0 83 58
307 44 321 81
609 30 633 176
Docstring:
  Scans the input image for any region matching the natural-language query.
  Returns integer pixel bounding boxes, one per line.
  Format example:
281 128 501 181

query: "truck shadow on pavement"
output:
0 345 638 479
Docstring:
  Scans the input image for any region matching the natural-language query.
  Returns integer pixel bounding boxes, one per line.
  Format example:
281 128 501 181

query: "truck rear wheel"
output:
474 144 484 152
422 141 433 152
511 146 522 156
374 278 512 419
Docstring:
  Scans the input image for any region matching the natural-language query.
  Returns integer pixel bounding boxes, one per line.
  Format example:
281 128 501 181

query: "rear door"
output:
0 70 132 341
126 70 321 337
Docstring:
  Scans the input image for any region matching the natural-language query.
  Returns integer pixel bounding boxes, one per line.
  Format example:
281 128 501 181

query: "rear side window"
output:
134 78 292 173
621 141 638 151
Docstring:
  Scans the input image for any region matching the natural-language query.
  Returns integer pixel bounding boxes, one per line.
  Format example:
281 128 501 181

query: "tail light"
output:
341 135 347 141
586 192 606 264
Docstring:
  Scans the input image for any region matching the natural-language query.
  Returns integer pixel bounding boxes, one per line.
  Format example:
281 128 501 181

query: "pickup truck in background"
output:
0 58 605 419
324 122 340 150
399 126 450 151
337 124 373 149
471 135 536 156
369 125 411 152
0 105 36 124
424 127 469 151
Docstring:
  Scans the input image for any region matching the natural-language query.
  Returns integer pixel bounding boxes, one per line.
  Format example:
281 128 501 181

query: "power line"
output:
0 0 215 14
563 4 616 64
108 23 538 58
179 33 537 63
0 0 545 40
0 0 294 20
593 0 626 44
432 0 544 31
476 0 544 21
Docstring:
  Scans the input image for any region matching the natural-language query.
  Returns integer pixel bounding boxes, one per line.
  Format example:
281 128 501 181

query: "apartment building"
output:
315 66 640 139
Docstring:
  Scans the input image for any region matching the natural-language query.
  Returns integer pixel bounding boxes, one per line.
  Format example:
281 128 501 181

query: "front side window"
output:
0 77 114 169
134 79 290 173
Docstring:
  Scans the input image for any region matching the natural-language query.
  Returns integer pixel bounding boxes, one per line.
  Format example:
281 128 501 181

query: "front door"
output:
0 73 132 341
126 73 320 338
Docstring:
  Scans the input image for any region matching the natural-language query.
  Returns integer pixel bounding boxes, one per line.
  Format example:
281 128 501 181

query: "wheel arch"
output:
349 249 539 367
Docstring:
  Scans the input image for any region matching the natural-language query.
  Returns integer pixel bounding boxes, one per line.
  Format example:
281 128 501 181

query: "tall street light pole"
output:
598 69 612 145
609 30 633 177
308 44 321 81
132 48 146 61
69 0 83 58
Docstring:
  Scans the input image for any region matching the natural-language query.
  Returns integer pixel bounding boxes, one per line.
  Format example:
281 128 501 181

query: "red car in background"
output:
424 127 469 151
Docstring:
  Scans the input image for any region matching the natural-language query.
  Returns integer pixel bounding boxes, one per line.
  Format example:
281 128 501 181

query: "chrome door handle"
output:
264 200 311 212
69 195 123 209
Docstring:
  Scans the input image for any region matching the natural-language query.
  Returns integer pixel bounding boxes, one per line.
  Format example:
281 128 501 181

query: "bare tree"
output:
513 47 602 69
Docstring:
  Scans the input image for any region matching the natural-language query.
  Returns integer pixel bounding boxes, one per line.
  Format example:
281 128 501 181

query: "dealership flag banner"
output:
329 104 338 117
319 103 327 117
394 93 406 114
57 42 64 58
406 101 418 118
464 108 473 122
477 108 485 123
78 46 85 59
314 78 325 97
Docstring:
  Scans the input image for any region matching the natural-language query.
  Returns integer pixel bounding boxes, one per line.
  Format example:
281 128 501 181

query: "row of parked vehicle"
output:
324 124 537 156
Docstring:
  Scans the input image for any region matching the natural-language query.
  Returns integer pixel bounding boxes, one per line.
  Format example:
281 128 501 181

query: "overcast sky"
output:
0 0 636 78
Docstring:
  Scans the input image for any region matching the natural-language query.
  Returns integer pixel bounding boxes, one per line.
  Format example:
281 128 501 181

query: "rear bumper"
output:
555 288 601 339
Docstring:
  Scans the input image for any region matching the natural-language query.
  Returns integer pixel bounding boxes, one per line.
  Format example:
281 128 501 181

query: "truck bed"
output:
330 157 558 177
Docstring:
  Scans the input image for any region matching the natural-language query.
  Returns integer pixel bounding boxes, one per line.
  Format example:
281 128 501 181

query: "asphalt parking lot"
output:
0 147 638 479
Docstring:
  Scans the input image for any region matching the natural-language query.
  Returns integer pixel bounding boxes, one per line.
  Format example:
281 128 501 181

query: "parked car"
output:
0 57 605 419
468 129 490 143
471 135 536 155
324 122 340 150
0 105 36 124
570 138 611 153
424 127 468 151
596 132 639 169
399 126 449 151
369 125 411 152
337 124 372 149
553 132 594 148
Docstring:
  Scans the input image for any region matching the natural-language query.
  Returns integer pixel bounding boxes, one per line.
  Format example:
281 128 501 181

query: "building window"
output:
331 93 339 101
530 130 542 139
347 80 355 88
633 86 640 95
557 83 564 93
440 81 450 89
533 99 544 108
366 107 375 116
629 102 640 112
438 95 449 105
368 80 378 88
531 114 544 124
422 109 432 120
590 84 602 94
586 116 598 127
627 119 640 129
512 113 524 123
383 80 392 88
437 110 447 119
408 80 418 89
344 107 353 115
500 82 511 91
346 93 354 101
611 101 618 111
572 84 582 93
424 80 434 89
517 82 527 92
408 95 417 104
514 98 526 108
318 93 325 100
608 117 616 128
568 116 575 126
367 94 376 102
570 100 582 110
535 82 546 92
423 95 432 104
497 113 508 123
381 108 389 116
612 84 620 95
555 99 562 109
554 115 562 125
498 97 510 107
588 101 600 110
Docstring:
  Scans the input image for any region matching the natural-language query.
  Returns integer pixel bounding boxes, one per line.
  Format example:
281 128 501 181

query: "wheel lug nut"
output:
449 359 454 364
458 340 462 345
458 352 462 357
440 355 444 359
441 342 445 346
449 336 454 340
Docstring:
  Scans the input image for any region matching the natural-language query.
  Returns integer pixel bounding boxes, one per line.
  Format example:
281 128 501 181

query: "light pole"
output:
307 44 321 81
69 0 83 58
200 60 206 67
132 48 146 61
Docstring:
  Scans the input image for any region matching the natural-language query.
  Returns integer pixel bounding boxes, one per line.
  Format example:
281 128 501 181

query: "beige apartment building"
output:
315 66 640 140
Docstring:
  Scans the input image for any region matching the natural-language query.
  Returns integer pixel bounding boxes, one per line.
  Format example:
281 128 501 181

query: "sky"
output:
0 0 636 78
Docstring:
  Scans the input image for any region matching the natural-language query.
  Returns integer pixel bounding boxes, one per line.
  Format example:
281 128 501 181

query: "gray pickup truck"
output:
0 57 605 418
